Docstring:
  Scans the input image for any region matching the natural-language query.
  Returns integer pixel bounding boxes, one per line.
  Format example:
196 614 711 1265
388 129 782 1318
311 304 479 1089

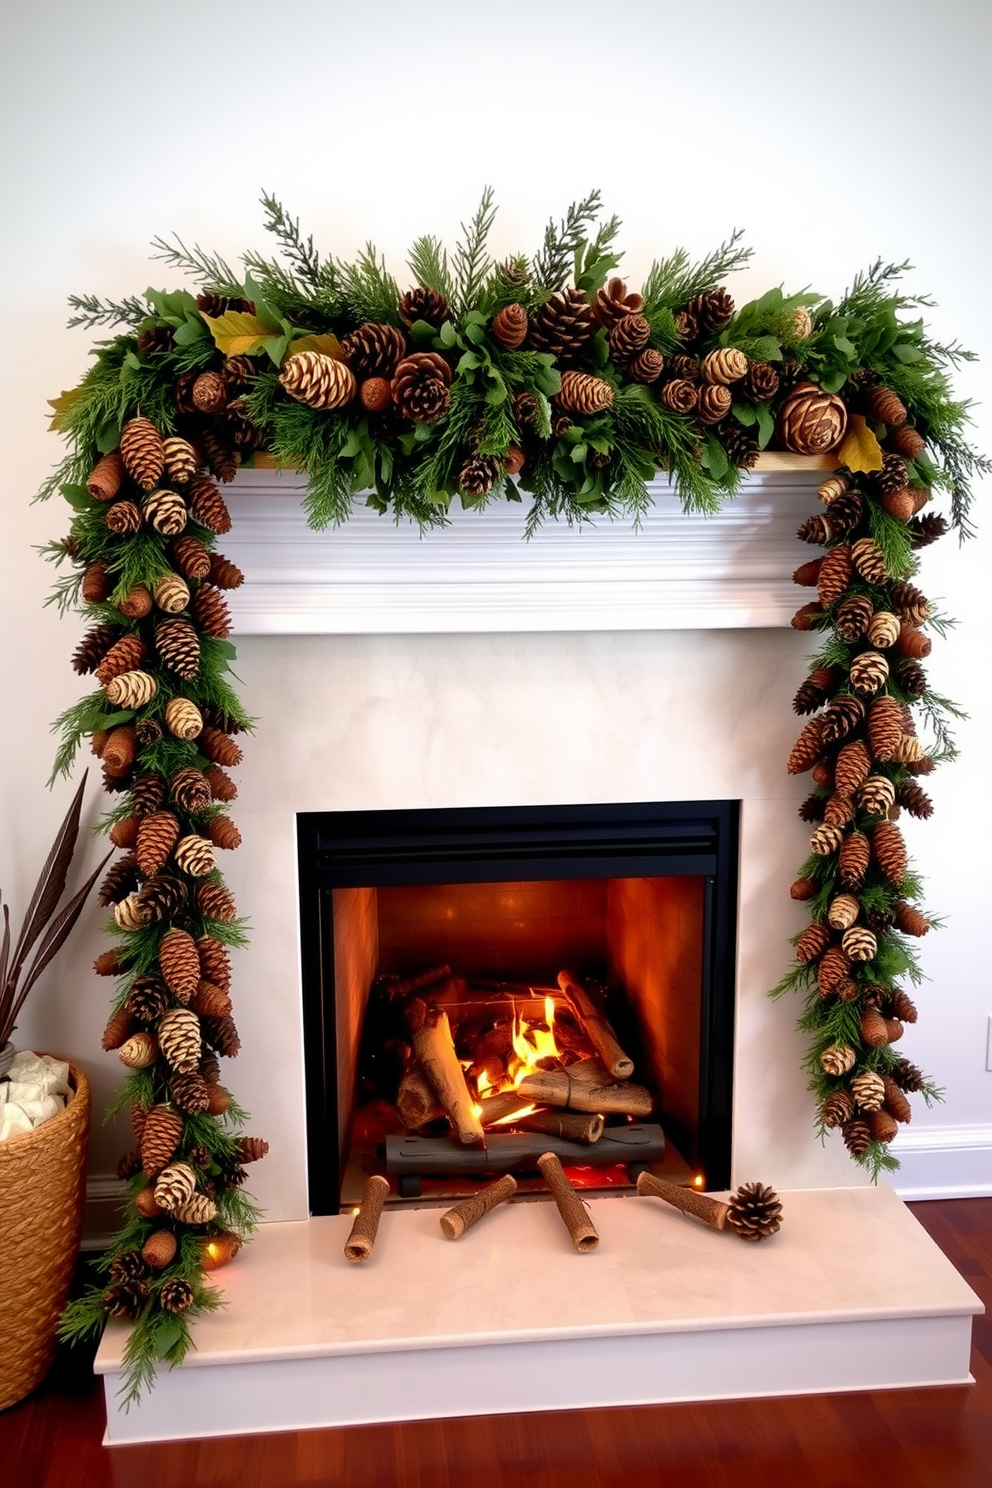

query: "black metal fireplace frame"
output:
297 799 740 1214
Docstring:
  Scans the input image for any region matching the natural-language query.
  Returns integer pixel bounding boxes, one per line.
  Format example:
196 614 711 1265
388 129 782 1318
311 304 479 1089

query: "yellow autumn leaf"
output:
201 309 273 357
48 386 84 431
839 414 884 473
286 333 344 359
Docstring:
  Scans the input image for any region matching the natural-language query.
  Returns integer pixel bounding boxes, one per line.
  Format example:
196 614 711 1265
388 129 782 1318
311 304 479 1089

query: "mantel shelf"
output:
221 455 832 636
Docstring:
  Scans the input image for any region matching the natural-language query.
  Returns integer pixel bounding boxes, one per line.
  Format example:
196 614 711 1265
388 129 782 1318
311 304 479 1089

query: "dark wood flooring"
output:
2 1198 990 1488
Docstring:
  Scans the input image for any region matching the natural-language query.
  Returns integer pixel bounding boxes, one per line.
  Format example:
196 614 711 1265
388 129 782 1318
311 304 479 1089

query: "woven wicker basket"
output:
0 1061 90 1411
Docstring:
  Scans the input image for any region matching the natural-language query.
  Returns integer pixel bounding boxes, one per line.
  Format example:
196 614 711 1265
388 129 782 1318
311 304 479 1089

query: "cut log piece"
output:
343 1174 390 1263
440 1174 517 1239
396 1056 442 1130
476 1090 535 1127
517 1058 652 1116
405 997 484 1146
636 1172 730 1229
517 1109 604 1145
538 1152 599 1252
557 969 634 1080
385 963 452 999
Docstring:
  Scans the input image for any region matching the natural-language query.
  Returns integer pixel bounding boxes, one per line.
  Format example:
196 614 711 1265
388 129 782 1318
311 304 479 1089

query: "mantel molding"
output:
222 455 830 636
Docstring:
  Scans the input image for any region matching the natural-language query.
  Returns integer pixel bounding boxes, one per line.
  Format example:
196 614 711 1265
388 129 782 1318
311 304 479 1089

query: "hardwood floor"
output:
2 1198 990 1488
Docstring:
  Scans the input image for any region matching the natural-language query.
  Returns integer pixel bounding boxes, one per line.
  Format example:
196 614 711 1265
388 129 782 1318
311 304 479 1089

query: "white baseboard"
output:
83 1175 127 1251
890 1125 992 1201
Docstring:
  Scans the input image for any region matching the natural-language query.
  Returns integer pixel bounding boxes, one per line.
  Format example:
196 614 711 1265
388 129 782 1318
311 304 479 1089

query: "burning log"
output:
344 1174 390 1263
476 1090 535 1127
517 1058 652 1116
537 1152 599 1252
385 1122 665 1175
405 997 484 1146
396 1053 442 1130
557 969 633 1080
440 1174 517 1240
517 1109 604 1145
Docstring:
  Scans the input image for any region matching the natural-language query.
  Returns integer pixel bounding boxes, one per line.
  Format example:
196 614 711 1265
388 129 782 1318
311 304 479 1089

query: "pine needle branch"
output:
641 229 751 312
149 235 243 296
258 191 324 290
452 187 498 314
407 235 454 302
66 293 151 330
532 190 603 291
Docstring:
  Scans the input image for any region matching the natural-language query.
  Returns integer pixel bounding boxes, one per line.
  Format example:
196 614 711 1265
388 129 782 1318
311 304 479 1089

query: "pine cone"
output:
790 878 817 901
135 719 163 747
867 387 908 428
897 781 933 819
850 537 888 584
201 429 240 484
659 378 699 414
168 534 211 582
875 452 909 495
143 488 187 537
815 546 853 607
190 979 233 1018
841 925 877 962
891 1058 925 1093
817 945 853 997
190 584 232 640
626 348 664 384
171 1192 219 1226
674 309 698 341
796 514 834 546
118 1028 157 1064
108 1248 150 1284
120 417 165 490
810 823 844 856
164 697 204 741
872 821 908 883
823 792 855 828
101 725 137 780
197 881 238 922
821 1043 857 1077
199 1052 221 1085
170 1071 210 1114
159 1278 195 1315
593 278 643 328
158 1007 202 1073
140 1106 184 1177
838 832 870 890
206 815 242 851
105 500 142 536
895 902 930 937
202 1012 241 1057
795 921 832 963
718 420 759 470
130 771 166 816
104 669 157 710
528 288 596 359
743 362 779 402
608 313 650 363
491 303 528 350
849 650 889 695
825 491 864 534
887 988 919 1024
890 425 927 459
185 473 231 536
700 348 748 385
775 383 848 455
834 740 872 793
127 975 170 1024
101 1005 133 1051
895 623 931 661
102 1281 150 1321
835 600 872 648
822 1090 855 1128
197 936 232 991
842 1118 872 1158
863 611 898 650
170 767 212 813
204 765 238 802
174 835 214 877
697 385 732 424
137 873 188 923
159 927 201 1002
726 1181 782 1242
686 288 735 336
279 351 356 410
882 1076 913 1124
391 352 452 423
154 617 200 680
820 694 865 746
154 1161 197 1211
161 435 198 486
787 717 824 775
208 554 244 590
236 1136 270 1163
798 794 825 823
512 390 539 426
858 775 896 816
557 371 614 415
199 726 243 768
890 580 931 626
86 451 125 502
867 696 903 761
825 892 859 930
792 666 838 715
135 812 180 876
81 561 111 605
72 624 121 676
99 855 141 908
94 634 145 686
399 287 450 328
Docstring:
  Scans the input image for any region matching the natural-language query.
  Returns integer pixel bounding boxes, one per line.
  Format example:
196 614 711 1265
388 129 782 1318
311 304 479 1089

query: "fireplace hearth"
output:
297 799 739 1213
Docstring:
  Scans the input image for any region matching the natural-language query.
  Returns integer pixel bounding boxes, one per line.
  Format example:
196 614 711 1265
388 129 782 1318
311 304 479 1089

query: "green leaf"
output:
242 273 285 334
893 342 925 364
261 334 291 368
484 380 507 405
571 443 588 463
751 335 783 362
732 401 757 427
61 484 92 511
700 432 729 479
172 316 208 346
755 402 775 449
833 334 857 358
438 321 458 349
464 321 486 346
457 351 482 372
406 319 437 346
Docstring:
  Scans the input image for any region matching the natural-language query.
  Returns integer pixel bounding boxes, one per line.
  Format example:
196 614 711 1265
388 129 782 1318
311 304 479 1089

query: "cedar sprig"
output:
66 292 152 330
451 186 498 315
258 191 325 292
407 234 454 305
149 234 244 298
865 502 917 580
531 190 604 292
640 228 751 314
336 242 401 328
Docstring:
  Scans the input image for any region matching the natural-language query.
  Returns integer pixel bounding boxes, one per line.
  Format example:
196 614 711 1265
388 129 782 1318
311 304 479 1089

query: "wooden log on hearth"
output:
537 1152 599 1252
516 1109 604 1145
343 1174 391 1263
636 1171 730 1229
440 1174 517 1240
385 1122 665 1175
396 1054 442 1130
405 997 484 1146
557 969 633 1080
517 1059 653 1116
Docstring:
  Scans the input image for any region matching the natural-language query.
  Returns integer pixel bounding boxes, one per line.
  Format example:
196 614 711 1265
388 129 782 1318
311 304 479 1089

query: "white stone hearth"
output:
96 1185 981 1444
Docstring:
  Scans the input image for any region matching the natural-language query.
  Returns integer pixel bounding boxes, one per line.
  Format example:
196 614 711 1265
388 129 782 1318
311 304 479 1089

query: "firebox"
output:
297 800 739 1214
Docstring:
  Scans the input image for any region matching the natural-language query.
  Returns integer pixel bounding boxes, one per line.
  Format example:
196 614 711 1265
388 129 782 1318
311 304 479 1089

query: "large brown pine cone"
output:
140 1106 184 1176
95 634 146 684
138 874 189 922
199 726 243 767
197 881 238 922
120 418 165 490
593 277 644 327
838 832 870 889
686 288 735 336
280 351 356 410
202 1012 241 1057
159 927 202 1002
834 594 873 642
170 766 211 813
842 1118 872 1158
726 1181 782 1241
697 385 732 424
391 352 452 423
192 584 233 639
135 811 180 876
126 975 170 1024
608 313 650 363
170 534 213 580
890 580 931 626
872 821 908 883
192 370 229 413
825 491 864 534
527 289 596 359
816 546 853 607
786 717 824 774
170 1071 210 1114
155 617 200 679
775 383 848 454
72 623 121 675
341 322 406 378
188 473 232 535
792 666 838 715
98 855 141 908
87 451 125 502
399 287 450 328
197 936 232 991
201 429 240 484
877 452 909 495
820 694 865 745
557 371 614 415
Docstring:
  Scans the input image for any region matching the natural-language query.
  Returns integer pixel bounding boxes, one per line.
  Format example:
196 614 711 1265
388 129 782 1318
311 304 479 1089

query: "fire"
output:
509 995 561 1087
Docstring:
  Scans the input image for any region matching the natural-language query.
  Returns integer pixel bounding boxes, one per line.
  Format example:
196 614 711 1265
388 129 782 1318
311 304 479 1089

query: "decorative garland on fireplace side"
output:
49 194 986 1398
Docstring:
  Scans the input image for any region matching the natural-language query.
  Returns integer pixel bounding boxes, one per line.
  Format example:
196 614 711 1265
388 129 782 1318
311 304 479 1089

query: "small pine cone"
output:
197 936 232 992
458 455 501 498
102 1281 150 1321
99 854 141 906
512 391 539 426
796 514 833 546
190 979 233 1018
197 881 238 922
816 546 853 607
850 536 887 583
557 370 615 415
87 450 125 502
686 288 735 336
725 1181 782 1242
593 277 643 328
206 815 242 851
170 534 213 580
73 623 122 676
743 362 779 402
527 289 596 359
95 634 146 685
896 623 931 660
887 988 919 1025
206 1084 232 1114
143 488 188 537
659 378 699 414
202 1013 241 1057
280 351 357 410
81 561 111 605
201 429 240 484
842 925 877 962
159 1278 195 1315
135 812 181 876
199 1051 221 1085
865 611 900 649
792 666 838 715
199 726 243 768
141 1106 185 1176
827 893 860 930
834 740 872 794
131 771 167 816
890 426 927 460
838 832 870 890
858 774 896 817
340 322 406 378
117 586 154 621
491 303 528 350
867 696 904 761
791 602 824 631
868 387 908 428
108 1248 151 1285
120 417 166 490
822 1090 856 1128
155 617 200 679
137 873 188 923
171 1192 219 1226
877 453 909 495
101 1004 134 1051
192 370 229 414
881 488 916 522
820 694 865 746
700 348 748 385
718 419 759 470
835 594 873 643
798 794 825 823
821 1043 857 1076
204 765 238 802
697 384 732 424
891 1058 925 1093
882 1075 913 1123
795 921 832 963
220 1165 249 1189
102 725 138 779
118 1029 157 1066
159 927 202 1002
823 792 855 827
170 1071 210 1114
787 717 824 775
849 650 889 695
503 445 526 476
824 491 864 534
154 1161 197 1211
191 584 233 639
872 821 908 883
608 313 650 362
674 309 698 341
817 473 850 504
237 1136 270 1163
842 1118 872 1157
627 348 665 384
208 553 244 590
399 286 450 329
104 669 157 709
867 1109 899 1143
890 580 931 626
170 766 211 813
188 473 232 535
153 575 190 614
105 500 142 535
391 352 452 423
817 944 852 998
127 975 170 1024
793 559 823 587
790 878 817 901
897 781 933 819
162 435 199 486
164 697 204 741
860 1007 891 1048
173 835 215 877
867 907 896 934
895 902 930 937
135 719 163 747
669 355 700 381
158 1007 202 1073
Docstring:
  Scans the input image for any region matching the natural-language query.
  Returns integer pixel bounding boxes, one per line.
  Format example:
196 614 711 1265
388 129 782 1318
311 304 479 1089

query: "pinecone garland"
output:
120 417 165 490
116 1147 144 1179
860 1007 891 1048
881 1076 913 1123
340 322 406 378
798 794 826 823
169 766 211 814
896 622 931 659
891 1058 925 1093
140 1106 185 1176
159 927 202 1002
825 491 864 534
143 488 188 537
897 660 928 697
810 824 844 856
201 429 240 484
72 623 121 675
823 792 855 828
725 1182 782 1241
153 575 190 614
512 391 539 426
81 561 111 604
118 585 155 621
391 352 452 423
102 725 137 778
527 289 596 358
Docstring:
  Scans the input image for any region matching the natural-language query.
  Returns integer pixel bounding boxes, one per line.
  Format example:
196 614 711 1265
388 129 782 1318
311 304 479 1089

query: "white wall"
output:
1 1 989 1208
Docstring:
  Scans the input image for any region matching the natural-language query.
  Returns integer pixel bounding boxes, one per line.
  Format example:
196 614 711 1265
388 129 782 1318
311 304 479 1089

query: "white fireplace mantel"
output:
222 456 830 635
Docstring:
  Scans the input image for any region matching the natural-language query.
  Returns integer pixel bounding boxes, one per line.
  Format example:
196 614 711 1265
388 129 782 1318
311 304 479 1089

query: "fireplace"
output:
297 799 739 1214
